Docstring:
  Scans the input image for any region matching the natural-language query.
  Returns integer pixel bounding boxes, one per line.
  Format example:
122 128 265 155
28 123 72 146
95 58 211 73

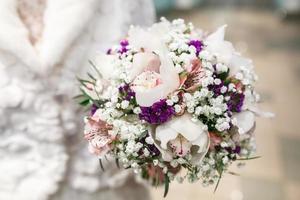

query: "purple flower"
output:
118 84 135 101
118 39 129 54
139 99 175 124
188 40 203 56
139 135 160 156
227 92 245 113
234 146 241 154
208 81 224 97
120 39 129 46
90 104 98 115
106 48 112 55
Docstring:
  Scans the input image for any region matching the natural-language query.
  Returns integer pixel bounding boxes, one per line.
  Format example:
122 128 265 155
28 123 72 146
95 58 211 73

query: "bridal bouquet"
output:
77 18 270 196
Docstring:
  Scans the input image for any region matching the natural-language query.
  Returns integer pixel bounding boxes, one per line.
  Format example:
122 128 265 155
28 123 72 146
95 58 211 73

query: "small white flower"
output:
163 167 168 174
143 148 150 157
214 78 222 85
202 164 210 171
145 136 154 145
170 160 178 168
220 142 228 148
171 95 179 103
183 93 192 101
220 86 227 94
214 107 222 115
121 100 130 109
176 176 184 183
187 107 194 113
133 107 141 114
166 99 174 106
174 104 182 113
174 64 184 73
235 72 243 80
222 156 229 164
216 63 228 73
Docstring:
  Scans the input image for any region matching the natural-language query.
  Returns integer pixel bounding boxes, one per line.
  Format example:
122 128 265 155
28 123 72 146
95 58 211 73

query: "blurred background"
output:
150 0 300 200
1 0 299 200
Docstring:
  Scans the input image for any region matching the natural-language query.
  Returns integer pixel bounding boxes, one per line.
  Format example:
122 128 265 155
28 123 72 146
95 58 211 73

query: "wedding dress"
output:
0 0 155 200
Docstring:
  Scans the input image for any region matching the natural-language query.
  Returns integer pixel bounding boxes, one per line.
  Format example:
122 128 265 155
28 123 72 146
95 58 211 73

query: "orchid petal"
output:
234 111 255 134
128 27 163 53
130 52 160 80
169 114 206 142
192 133 209 153
248 105 275 118
155 124 178 149
206 25 227 43
229 54 253 76
148 127 173 161
134 84 165 107
94 53 117 80
205 25 235 65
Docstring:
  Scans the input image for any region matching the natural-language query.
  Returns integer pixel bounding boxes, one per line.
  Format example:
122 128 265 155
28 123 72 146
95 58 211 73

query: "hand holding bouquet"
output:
77 18 271 196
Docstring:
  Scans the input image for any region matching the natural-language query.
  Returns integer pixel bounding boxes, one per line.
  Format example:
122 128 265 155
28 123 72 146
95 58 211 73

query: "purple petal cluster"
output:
227 92 245 113
208 81 224 97
90 104 98 115
118 39 129 54
225 146 241 154
139 135 160 156
139 99 175 124
188 40 203 56
118 84 135 101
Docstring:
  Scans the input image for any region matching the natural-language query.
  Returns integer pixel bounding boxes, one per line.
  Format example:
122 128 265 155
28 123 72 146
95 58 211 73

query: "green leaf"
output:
73 94 85 99
99 159 105 171
115 158 120 169
87 72 97 81
237 156 261 161
214 168 223 193
228 171 240 176
163 174 169 198
77 76 94 85
79 99 90 106
89 60 103 78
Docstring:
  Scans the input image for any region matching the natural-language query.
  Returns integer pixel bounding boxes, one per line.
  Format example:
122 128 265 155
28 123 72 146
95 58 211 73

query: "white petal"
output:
128 27 162 53
94 53 117 80
128 21 170 54
148 127 173 161
159 51 180 92
169 114 206 141
134 53 180 107
248 105 275 118
234 111 255 134
130 52 160 80
134 84 165 107
205 25 235 65
192 133 209 153
155 124 178 149
206 41 234 65
0 62 9 87
229 54 253 76
206 25 227 43
0 84 24 108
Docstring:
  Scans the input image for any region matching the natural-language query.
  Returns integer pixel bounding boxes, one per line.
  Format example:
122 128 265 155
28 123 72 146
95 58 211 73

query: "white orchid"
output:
81 53 117 100
233 111 255 135
151 114 209 164
128 23 180 107
205 25 235 65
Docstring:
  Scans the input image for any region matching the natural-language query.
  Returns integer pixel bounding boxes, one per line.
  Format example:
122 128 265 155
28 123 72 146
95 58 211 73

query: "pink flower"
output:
129 51 180 107
128 23 180 107
84 110 114 157
180 59 205 91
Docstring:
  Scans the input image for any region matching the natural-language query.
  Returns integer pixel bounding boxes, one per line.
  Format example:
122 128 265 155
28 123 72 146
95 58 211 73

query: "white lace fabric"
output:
0 0 155 200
